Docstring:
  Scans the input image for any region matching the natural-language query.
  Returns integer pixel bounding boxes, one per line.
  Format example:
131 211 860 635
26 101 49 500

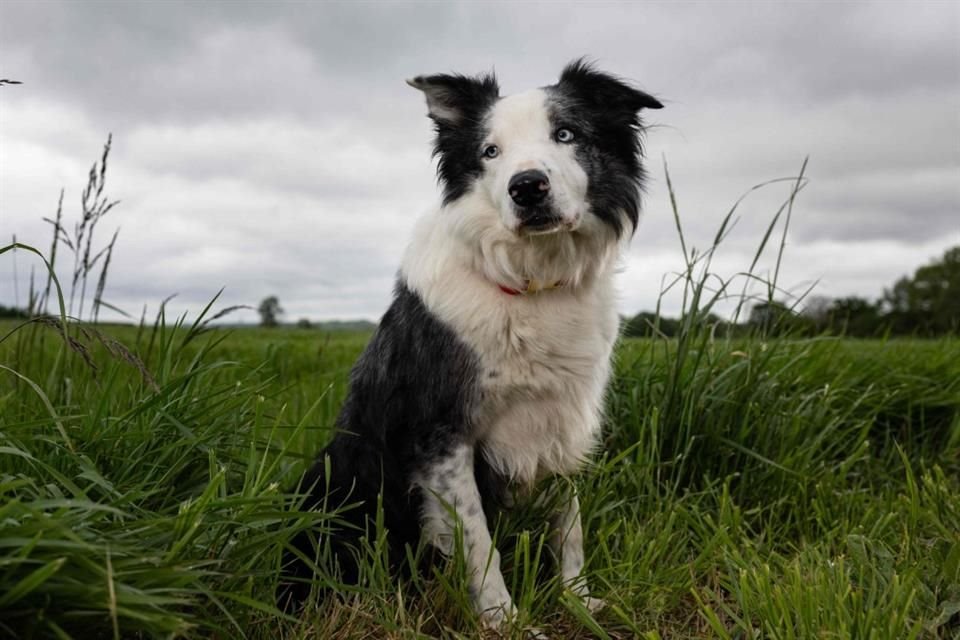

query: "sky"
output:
1 1 958 324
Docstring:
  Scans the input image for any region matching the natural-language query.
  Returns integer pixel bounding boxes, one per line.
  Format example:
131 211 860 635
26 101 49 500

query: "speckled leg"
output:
417 443 516 628
548 488 604 612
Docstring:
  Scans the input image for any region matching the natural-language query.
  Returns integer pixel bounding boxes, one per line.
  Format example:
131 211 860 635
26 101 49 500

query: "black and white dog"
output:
281 60 661 629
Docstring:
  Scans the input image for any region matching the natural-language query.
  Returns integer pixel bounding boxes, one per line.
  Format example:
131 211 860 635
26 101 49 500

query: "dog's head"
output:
408 59 662 242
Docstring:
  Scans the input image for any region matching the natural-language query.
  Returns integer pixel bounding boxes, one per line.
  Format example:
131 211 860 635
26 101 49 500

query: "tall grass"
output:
15 135 123 323
1 156 958 639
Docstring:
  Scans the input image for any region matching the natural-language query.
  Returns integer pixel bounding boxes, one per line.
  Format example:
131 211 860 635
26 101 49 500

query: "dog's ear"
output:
558 58 663 114
407 73 500 125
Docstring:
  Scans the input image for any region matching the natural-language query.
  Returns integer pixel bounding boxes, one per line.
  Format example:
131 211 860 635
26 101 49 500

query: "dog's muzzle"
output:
509 170 562 233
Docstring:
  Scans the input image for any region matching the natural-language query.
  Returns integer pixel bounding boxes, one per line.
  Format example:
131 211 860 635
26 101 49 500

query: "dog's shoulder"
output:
337 280 482 460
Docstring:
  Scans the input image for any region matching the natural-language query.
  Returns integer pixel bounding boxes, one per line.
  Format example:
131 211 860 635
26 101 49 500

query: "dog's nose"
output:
508 170 550 207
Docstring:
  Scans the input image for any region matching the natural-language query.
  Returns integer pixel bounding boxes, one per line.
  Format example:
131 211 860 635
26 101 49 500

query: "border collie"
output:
281 59 661 630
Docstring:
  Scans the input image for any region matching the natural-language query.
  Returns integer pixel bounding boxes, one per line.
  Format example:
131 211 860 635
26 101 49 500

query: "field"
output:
1 312 958 639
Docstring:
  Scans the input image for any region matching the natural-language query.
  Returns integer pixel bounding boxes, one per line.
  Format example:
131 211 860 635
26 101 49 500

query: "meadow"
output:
1 311 958 639
2 157 958 638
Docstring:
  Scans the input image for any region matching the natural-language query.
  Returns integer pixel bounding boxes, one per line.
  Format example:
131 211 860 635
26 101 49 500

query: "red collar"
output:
497 279 566 296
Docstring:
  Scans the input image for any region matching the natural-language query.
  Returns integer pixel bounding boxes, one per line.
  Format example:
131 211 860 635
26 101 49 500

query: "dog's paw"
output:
478 600 517 630
563 585 607 615
582 595 607 613
478 601 550 638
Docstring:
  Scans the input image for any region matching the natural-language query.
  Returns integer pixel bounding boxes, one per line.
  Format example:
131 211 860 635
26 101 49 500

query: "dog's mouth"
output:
516 211 565 236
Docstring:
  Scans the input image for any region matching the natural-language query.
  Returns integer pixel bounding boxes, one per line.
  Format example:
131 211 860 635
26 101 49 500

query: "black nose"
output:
508 170 550 207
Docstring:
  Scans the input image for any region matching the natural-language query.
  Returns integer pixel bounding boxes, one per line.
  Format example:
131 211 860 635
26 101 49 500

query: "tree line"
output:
0 304 28 319
6 246 956 338
623 245 959 338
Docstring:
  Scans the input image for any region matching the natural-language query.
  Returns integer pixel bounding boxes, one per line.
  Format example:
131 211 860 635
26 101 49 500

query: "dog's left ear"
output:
558 59 663 115
407 73 500 125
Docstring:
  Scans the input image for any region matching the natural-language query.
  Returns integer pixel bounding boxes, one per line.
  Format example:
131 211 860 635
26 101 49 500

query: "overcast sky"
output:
2 1 958 324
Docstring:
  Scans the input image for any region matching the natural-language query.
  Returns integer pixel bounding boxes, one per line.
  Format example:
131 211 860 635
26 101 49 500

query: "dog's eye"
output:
482 144 500 159
555 128 575 143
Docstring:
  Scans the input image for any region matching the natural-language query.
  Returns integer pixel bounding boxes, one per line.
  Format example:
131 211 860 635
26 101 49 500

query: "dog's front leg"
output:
418 442 515 628
549 488 605 612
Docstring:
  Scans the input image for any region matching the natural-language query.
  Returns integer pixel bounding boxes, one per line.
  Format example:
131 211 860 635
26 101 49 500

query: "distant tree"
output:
621 245 958 339
257 296 284 327
699 312 734 337
750 300 820 336
750 300 790 335
882 246 959 335
621 311 735 338
825 296 882 337
0 304 27 319
296 318 312 329
800 295 833 328
622 312 682 338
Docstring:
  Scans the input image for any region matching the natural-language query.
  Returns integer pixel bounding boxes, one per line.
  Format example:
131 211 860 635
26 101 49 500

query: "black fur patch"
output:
546 59 662 236
409 73 501 204
279 282 482 607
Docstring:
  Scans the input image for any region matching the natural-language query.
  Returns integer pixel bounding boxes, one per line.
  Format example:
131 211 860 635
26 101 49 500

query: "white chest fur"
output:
472 286 619 485
402 208 621 486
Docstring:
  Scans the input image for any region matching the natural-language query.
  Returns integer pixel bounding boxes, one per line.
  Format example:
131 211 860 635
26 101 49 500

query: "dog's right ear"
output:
407 73 500 125
558 58 663 116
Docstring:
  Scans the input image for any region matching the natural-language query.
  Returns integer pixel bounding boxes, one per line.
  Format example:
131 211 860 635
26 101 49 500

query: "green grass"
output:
2 160 958 638
1 315 958 639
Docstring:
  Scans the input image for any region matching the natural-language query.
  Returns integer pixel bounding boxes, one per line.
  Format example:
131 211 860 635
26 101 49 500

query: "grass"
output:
1 317 958 639
1 158 958 638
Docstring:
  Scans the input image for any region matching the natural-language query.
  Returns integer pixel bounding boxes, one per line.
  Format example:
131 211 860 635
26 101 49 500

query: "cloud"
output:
1 1 958 322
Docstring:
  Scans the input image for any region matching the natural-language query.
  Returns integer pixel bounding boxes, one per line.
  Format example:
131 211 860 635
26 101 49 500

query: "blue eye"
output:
483 144 500 159
555 128 575 143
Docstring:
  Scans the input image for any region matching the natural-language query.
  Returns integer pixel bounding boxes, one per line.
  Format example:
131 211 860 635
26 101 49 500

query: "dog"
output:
280 59 661 629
